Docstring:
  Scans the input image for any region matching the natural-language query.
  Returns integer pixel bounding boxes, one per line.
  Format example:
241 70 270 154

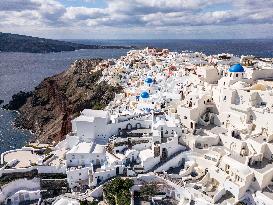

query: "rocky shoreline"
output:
5 59 122 143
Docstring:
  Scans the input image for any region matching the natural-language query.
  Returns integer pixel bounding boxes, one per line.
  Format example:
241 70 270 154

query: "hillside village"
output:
1 48 273 205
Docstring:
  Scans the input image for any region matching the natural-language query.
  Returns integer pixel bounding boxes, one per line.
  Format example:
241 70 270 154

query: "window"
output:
225 164 230 171
184 116 187 119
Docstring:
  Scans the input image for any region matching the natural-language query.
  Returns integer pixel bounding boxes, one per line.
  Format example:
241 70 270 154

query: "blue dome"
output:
141 91 149 99
229 64 245 72
145 77 153 84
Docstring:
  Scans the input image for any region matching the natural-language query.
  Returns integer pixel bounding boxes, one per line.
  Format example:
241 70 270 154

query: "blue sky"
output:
59 0 107 8
0 0 272 39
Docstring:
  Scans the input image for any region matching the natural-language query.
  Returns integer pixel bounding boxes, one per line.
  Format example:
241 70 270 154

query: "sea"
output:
0 39 272 154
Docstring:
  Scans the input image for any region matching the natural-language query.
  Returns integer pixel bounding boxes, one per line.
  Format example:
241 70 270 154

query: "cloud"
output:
0 0 272 38
0 0 41 11
63 7 107 21
38 0 66 25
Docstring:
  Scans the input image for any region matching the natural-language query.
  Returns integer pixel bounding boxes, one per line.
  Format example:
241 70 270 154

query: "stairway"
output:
148 149 185 173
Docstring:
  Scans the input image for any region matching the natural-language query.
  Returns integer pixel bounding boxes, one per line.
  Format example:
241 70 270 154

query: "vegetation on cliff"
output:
103 177 134 205
3 91 32 110
6 59 122 143
0 32 133 53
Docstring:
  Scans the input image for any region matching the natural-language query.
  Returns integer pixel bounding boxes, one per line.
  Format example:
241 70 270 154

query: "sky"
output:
0 0 273 39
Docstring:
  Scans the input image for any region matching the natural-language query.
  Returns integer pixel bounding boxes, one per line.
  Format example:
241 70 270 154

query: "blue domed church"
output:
219 64 248 88
227 64 245 79
144 77 153 87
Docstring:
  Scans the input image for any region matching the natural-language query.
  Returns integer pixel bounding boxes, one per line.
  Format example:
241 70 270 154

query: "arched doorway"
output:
126 123 132 130
136 123 141 129
161 148 168 160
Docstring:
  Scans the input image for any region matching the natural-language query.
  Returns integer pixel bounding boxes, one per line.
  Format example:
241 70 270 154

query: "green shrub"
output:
103 177 134 205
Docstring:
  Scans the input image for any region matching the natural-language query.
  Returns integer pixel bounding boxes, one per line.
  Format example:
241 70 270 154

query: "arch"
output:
126 123 132 130
161 148 168 160
249 115 254 123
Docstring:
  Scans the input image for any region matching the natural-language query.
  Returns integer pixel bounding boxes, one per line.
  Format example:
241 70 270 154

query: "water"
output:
72 39 273 58
0 49 130 102
0 39 272 154
0 109 32 154
0 48 129 154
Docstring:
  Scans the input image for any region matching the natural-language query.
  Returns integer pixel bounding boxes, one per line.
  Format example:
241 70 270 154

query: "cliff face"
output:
8 59 122 143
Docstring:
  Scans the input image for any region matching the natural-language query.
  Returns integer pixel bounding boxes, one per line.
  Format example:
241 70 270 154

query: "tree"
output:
80 200 98 205
103 177 134 205
140 182 159 200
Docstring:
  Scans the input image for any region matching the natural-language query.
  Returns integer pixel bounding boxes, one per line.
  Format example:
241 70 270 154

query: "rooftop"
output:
228 64 245 73
3 150 41 168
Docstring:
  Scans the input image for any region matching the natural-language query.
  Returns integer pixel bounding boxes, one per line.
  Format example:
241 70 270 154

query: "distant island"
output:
0 32 134 53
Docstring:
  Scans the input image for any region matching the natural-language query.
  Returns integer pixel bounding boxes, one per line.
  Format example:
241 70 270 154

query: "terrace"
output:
262 184 273 200
116 127 152 139
249 157 273 173
193 178 220 199
3 150 41 168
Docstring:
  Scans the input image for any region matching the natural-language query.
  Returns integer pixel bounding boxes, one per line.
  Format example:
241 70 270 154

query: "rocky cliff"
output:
0 32 134 53
6 59 122 143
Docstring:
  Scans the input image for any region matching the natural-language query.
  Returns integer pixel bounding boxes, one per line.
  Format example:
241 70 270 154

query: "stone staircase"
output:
148 149 185 173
